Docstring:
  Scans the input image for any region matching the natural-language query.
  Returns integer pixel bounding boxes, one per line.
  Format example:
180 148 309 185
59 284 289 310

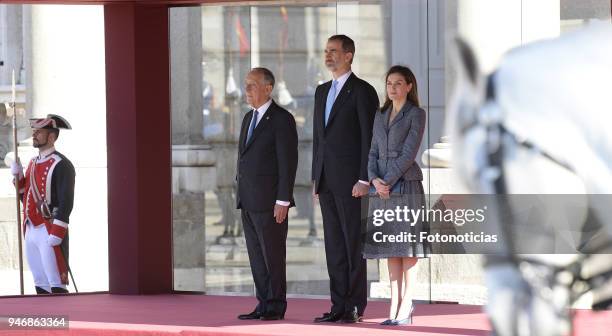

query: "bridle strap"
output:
497 123 575 173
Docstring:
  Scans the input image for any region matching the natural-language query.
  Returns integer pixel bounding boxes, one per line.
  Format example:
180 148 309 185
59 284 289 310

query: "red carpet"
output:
0 294 609 335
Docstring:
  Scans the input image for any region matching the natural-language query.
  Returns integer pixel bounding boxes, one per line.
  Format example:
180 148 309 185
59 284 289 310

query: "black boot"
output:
35 286 50 295
51 287 69 294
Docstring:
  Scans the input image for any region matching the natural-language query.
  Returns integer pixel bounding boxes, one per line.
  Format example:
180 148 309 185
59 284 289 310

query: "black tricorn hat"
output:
29 114 72 130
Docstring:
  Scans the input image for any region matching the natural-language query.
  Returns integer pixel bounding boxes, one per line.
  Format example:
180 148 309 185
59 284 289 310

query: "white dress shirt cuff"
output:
276 200 290 206
358 180 370 186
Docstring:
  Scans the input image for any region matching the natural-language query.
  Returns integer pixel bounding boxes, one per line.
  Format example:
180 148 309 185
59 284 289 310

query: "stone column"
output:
172 144 215 292
0 4 27 295
170 7 221 292
0 4 23 85
389 0 429 106
170 7 204 146
0 5 26 163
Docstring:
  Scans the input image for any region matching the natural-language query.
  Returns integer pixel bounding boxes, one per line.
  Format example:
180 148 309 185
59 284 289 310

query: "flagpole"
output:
11 69 25 295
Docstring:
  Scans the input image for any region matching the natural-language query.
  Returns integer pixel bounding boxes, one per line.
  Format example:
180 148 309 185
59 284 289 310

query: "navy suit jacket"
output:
311 73 379 196
236 100 298 212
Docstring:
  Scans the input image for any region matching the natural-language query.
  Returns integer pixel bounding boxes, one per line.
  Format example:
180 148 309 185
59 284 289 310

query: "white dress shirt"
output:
249 99 291 207
331 70 352 100
250 98 273 128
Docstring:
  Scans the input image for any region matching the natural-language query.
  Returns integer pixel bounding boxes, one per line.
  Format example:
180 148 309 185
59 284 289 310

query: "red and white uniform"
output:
16 146 75 291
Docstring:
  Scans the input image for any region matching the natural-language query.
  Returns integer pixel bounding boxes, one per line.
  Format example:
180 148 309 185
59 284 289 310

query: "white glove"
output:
10 160 23 178
48 234 63 247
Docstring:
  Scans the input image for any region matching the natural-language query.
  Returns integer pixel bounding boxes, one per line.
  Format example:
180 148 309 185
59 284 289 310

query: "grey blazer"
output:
367 101 426 185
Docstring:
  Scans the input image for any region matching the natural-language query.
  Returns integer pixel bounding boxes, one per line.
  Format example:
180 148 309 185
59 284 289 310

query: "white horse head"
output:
448 22 612 237
448 24 612 194
448 22 612 336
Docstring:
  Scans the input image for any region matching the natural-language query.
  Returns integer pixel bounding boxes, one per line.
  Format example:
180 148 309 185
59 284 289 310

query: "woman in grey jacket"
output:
364 65 429 325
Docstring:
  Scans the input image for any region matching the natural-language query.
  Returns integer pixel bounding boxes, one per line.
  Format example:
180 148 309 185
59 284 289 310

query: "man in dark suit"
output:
312 35 379 323
236 67 298 321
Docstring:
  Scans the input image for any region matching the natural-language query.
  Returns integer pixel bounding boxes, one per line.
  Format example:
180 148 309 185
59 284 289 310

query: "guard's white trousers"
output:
25 220 66 291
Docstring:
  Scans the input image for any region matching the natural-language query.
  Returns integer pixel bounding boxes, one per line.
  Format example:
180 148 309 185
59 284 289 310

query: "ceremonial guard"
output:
11 114 75 294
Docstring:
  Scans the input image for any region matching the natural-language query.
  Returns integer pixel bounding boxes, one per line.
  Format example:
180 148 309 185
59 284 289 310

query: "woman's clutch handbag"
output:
369 178 403 195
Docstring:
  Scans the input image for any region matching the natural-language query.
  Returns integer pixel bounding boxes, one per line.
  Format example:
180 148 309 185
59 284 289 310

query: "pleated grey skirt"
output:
363 180 430 259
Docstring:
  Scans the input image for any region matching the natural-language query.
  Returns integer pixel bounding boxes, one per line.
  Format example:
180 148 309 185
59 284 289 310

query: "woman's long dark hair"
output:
381 65 420 112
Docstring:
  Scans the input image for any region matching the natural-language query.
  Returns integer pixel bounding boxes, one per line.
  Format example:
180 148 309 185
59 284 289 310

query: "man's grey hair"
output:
251 67 275 88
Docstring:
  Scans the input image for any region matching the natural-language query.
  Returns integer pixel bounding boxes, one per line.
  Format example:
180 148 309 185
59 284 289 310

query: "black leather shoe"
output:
313 311 343 323
260 311 284 321
339 310 360 323
35 286 50 295
238 310 262 320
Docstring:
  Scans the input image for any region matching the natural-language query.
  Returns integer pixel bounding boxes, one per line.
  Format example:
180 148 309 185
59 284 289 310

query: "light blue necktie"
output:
246 109 259 144
325 80 338 126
